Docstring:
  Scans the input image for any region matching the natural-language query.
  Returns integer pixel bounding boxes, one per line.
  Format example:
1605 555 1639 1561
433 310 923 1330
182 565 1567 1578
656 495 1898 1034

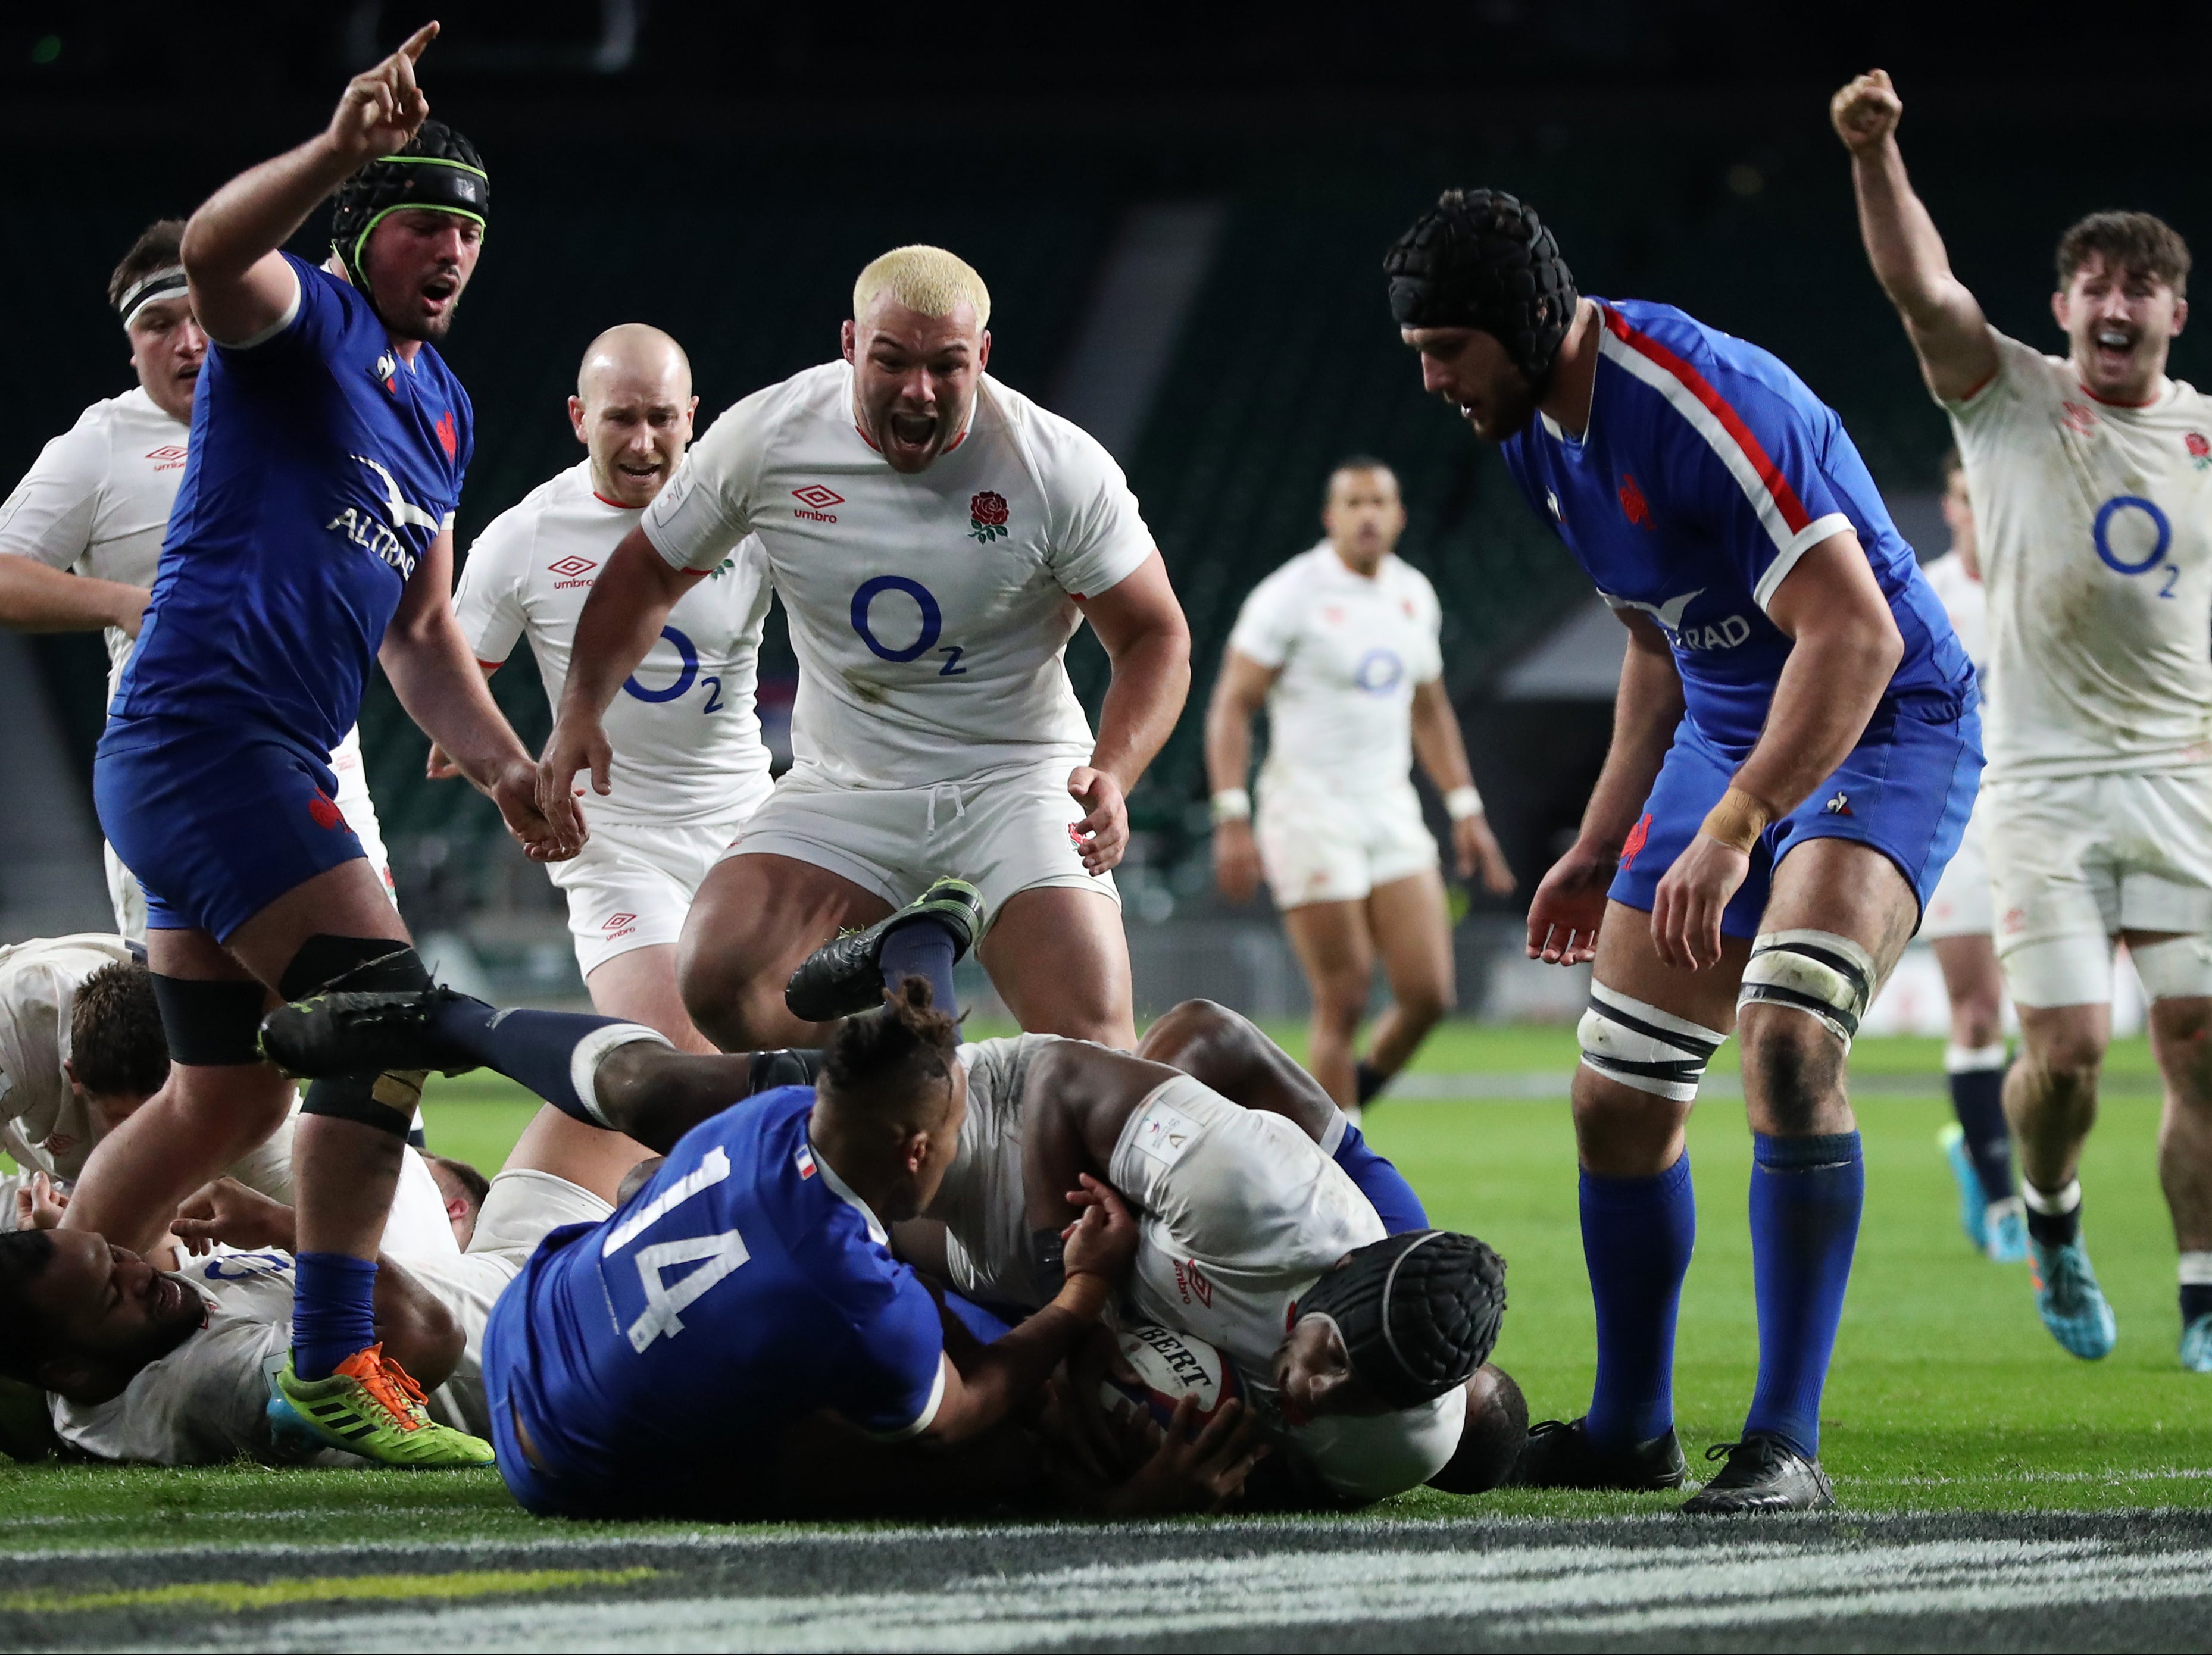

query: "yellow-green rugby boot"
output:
267 1344 495 1468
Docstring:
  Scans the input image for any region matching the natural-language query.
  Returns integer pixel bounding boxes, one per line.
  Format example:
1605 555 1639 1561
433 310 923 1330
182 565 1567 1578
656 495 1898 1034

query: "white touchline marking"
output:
140 1536 2212 1655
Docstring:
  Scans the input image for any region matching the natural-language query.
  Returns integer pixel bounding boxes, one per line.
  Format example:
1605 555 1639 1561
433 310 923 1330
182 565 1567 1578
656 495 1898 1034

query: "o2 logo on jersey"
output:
2094 495 2176 594
851 576 967 677
623 625 727 712
1352 649 1404 696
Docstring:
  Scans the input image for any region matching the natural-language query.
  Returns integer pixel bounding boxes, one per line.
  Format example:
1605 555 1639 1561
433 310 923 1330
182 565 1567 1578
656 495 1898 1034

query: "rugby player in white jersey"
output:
539 246 1192 1053
1206 458 1513 1109
446 325 771 1050
1917 450 2024 1263
0 222 394 940
1839 69 2212 1365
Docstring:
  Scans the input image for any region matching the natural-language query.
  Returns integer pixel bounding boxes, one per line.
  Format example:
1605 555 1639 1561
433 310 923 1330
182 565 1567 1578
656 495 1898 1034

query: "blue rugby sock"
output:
1332 1121 1428 1234
880 916 962 1040
426 999 645 1125
1743 1131 1864 1459
1945 1046 2014 1205
292 1252 379 1381
1581 1153 1695 1449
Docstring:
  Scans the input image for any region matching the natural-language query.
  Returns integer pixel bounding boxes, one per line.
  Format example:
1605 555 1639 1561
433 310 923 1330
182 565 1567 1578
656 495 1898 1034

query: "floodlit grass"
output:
4 1025 2201 1551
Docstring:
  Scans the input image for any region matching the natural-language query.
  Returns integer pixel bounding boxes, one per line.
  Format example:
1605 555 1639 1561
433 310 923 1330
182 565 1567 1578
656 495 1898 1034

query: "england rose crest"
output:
968 490 1010 542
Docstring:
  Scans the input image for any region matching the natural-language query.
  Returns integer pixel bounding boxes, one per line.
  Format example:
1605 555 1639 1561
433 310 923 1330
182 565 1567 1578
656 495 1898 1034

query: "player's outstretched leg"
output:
785 877 983 1025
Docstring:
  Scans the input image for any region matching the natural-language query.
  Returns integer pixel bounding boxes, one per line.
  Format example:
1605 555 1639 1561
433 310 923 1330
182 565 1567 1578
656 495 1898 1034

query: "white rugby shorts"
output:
1255 775 1439 910
104 725 393 943
1986 770 2212 1006
1922 791 1992 941
548 811 755 977
720 761 1119 924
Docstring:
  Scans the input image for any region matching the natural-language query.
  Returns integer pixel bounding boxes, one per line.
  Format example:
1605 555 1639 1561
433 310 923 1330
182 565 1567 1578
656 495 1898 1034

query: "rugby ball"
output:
1099 1322 1241 1429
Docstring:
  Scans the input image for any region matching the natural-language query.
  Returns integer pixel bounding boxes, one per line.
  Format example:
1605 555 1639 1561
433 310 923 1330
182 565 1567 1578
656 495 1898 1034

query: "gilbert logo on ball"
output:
968 490 1010 542
1098 1323 1242 1429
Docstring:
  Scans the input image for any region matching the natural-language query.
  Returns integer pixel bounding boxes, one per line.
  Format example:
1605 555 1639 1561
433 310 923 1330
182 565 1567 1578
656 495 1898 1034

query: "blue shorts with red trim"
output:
94 714 368 942
1608 696 1982 937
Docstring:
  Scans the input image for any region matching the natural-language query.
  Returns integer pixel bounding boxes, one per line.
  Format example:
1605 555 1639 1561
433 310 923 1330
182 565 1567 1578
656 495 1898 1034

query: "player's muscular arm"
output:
1652 532 1903 969
539 525 702 838
0 557 149 637
1071 552 1193 875
382 530 575 861
180 24 440 345
1830 70 1998 402
923 1174 1136 1446
1411 678 1513 893
1527 612 1683 965
1204 649 1277 902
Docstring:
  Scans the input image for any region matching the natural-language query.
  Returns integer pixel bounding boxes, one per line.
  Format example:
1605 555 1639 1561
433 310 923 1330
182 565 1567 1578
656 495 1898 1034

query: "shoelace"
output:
339 1344 427 1432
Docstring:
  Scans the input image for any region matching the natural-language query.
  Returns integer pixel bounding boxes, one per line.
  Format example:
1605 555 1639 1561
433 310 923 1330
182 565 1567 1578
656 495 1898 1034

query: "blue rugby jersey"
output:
1500 299 1972 758
485 1086 948 1499
115 254 472 754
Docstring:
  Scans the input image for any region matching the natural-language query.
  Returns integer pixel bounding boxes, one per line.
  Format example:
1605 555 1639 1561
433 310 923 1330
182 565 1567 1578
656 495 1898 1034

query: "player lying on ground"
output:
540 244 1191 1056
60 24 568 1472
261 983 1270 1517
0 220 397 942
1205 456 1514 1110
1391 189 1982 1512
1836 69 2212 1371
439 324 773 1053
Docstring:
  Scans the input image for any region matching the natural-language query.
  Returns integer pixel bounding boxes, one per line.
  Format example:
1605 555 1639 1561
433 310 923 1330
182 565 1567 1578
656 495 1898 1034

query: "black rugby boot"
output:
260 987 482 1079
785 878 984 1022
1679 1432 1836 1514
1510 1416 1691 1491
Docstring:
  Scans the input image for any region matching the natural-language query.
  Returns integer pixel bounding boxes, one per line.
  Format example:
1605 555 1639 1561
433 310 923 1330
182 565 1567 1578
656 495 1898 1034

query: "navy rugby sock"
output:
1581 1153 1695 1450
2023 1179 2082 1250
1743 1132 1864 1460
880 916 963 1041
1332 1122 1428 1234
292 1252 379 1382
426 999 641 1126
1945 1046 2015 1205
1354 1061 1389 1106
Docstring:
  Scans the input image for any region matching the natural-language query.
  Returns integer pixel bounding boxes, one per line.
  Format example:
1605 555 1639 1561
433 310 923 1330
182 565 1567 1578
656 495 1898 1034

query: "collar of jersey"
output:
807 1134 890 1245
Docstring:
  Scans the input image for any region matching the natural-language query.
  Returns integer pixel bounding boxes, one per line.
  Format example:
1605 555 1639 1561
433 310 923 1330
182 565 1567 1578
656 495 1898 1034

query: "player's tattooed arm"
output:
539 525 703 841
181 23 440 346
1527 611 1682 966
1830 69 1998 403
1071 552 1192 875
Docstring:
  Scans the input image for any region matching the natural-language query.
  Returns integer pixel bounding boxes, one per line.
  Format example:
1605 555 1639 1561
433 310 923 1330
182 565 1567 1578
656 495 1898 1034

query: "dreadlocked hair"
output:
818 977 960 1132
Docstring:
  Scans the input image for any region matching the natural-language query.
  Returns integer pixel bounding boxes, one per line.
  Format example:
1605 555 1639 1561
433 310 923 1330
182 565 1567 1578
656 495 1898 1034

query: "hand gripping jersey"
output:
641 362 1155 788
1227 543 1445 796
480 1086 947 1516
1944 331 2212 782
454 461 774 827
0 387 186 693
0 933 137 1181
113 254 473 756
1501 300 1973 758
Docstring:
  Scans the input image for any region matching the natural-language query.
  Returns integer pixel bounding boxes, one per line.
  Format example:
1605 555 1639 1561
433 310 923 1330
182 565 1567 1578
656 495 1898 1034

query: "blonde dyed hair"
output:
852 245 991 330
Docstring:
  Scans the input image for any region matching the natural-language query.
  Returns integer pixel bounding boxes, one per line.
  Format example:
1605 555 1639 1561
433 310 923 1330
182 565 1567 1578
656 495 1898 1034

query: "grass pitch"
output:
5 1025 2207 1651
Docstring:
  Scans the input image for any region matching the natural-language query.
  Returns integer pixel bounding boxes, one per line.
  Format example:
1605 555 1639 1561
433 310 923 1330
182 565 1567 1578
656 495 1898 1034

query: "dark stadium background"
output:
8 1 2208 1001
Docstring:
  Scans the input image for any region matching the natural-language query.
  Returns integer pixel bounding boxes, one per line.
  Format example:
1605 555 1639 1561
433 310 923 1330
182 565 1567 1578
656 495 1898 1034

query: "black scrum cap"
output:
330 120 489 295
1295 1230 1507 1411
1384 189 1576 383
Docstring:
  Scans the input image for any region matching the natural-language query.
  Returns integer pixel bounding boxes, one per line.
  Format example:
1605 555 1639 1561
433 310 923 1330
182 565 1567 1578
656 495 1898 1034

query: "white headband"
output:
117 266 188 327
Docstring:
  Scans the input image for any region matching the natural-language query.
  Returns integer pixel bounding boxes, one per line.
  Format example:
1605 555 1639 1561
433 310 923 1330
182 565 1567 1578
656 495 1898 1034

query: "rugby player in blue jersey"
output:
1389 191 1981 1511
60 23 568 1468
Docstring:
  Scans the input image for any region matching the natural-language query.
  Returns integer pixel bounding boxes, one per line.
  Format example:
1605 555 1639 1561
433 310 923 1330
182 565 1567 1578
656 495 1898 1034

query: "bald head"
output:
568 324 699 508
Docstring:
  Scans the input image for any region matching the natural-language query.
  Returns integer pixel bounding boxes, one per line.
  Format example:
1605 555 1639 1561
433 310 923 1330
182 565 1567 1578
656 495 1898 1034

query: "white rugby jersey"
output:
642 361 1157 787
455 461 775 827
0 388 187 694
1945 331 2212 781
0 933 137 1181
51 1231 477 1466
1228 543 1445 798
1919 550 1988 676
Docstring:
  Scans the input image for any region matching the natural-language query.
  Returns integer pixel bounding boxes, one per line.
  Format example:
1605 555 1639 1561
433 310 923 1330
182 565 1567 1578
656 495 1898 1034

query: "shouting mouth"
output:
886 409 937 450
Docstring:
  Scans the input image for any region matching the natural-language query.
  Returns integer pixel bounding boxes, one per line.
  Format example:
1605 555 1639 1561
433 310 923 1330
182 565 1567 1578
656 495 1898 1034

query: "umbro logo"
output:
143 445 188 462
603 911 637 931
548 555 598 589
793 484 842 523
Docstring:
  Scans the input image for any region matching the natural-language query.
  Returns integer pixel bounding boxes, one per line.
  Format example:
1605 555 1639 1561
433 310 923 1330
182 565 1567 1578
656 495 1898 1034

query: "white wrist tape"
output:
1210 788 1252 824
1444 785 1483 822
